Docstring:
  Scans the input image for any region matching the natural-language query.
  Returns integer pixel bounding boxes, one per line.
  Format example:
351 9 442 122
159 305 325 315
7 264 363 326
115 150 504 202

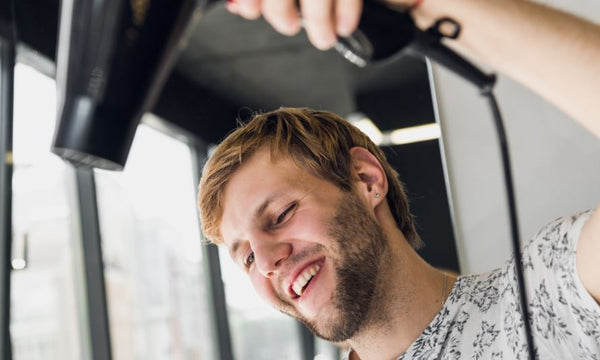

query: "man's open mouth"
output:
291 263 322 297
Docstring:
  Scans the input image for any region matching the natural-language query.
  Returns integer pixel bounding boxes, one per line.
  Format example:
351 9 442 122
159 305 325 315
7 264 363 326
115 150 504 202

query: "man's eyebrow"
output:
231 240 242 259
229 193 281 258
254 194 278 219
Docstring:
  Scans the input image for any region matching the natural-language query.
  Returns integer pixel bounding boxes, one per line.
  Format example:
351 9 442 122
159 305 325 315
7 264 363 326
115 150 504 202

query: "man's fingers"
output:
300 0 337 50
234 0 262 20
228 0 362 51
262 0 301 36
335 0 362 37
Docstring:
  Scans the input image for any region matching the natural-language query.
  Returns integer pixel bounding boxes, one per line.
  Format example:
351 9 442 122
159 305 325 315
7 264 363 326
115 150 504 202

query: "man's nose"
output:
252 237 292 278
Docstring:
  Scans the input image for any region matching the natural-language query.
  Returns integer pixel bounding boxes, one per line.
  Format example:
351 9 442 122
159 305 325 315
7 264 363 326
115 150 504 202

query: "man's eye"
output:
275 202 297 225
244 252 255 268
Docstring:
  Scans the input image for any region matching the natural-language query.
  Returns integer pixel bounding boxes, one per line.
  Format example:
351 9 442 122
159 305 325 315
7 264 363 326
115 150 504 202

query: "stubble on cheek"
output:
255 191 388 342
319 191 388 341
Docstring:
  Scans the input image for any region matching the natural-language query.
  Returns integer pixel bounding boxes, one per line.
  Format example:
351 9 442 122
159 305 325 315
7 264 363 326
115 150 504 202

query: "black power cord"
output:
422 15 538 360
482 90 537 360
410 20 538 360
422 18 538 359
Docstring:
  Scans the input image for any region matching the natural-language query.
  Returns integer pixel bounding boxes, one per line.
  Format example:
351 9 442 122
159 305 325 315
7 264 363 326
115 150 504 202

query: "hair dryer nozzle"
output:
52 0 202 170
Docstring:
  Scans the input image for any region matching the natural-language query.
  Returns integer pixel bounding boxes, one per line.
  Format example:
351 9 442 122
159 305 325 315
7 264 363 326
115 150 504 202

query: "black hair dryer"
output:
52 0 204 170
337 0 495 91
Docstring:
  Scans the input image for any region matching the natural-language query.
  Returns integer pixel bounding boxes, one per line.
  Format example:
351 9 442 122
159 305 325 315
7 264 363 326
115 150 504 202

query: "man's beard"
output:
274 190 389 342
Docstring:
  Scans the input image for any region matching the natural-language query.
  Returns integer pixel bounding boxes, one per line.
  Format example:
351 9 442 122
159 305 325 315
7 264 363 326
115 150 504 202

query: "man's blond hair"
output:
198 107 422 249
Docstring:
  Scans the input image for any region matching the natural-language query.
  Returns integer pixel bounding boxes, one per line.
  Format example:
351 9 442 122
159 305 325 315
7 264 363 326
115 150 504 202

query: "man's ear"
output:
349 147 388 209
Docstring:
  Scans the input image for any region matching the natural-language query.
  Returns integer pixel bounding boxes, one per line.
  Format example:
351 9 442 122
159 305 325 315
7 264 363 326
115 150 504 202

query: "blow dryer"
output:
52 0 493 171
52 0 492 171
52 0 204 170
335 0 495 90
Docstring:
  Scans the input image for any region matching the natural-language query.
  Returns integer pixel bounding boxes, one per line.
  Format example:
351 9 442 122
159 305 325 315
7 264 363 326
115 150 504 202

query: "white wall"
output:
430 0 600 274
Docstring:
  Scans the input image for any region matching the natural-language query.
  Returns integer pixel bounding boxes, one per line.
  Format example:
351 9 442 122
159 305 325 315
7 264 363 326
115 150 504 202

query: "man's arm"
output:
228 0 600 138
412 0 600 138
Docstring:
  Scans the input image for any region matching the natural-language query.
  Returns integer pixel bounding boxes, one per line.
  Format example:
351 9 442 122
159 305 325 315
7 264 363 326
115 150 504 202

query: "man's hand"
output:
225 0 410 50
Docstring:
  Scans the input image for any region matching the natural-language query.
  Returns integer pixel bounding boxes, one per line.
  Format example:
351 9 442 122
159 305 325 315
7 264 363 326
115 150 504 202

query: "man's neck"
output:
346 228 455 360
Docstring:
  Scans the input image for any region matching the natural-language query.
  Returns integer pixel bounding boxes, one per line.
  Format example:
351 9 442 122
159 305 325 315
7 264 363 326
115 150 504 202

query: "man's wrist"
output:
407 0 457 31
408 0 425 11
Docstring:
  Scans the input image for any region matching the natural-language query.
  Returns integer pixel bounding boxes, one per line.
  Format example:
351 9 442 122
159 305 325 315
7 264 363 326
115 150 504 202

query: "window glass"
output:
218 246 303 360
10 63 82 360
95 123 214 360
315 338 342 360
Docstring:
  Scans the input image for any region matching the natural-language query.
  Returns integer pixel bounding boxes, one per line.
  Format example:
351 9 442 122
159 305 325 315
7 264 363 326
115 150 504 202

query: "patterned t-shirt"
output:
347 210 600 360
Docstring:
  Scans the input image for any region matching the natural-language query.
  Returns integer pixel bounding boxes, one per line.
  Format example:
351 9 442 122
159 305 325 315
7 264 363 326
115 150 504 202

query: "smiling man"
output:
197 0 600 359
199 109 458 356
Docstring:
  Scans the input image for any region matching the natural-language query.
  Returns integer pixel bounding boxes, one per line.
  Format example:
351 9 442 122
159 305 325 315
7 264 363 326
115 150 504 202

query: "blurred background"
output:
1 0 599 359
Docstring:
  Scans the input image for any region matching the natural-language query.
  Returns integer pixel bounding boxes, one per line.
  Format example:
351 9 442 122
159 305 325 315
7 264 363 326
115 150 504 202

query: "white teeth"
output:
293 283 303 296
292 264 321 297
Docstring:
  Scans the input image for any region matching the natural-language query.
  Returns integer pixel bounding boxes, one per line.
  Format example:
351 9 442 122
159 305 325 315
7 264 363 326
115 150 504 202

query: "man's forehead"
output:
225 148 305 194
219 150 299 244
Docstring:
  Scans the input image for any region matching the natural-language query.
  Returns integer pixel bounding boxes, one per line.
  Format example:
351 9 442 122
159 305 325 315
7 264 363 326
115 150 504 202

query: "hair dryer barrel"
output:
52 0 202 170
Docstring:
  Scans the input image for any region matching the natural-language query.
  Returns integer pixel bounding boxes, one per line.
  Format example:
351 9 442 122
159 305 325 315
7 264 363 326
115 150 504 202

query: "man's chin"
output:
281 306 357 343
305 318 359 342
274 291 340 337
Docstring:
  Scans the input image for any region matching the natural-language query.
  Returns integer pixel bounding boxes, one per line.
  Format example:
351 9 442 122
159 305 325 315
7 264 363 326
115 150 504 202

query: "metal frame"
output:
74 167 112 360
204 244 235 360
190 140 234 360
298 323 315 360
0 30 15 360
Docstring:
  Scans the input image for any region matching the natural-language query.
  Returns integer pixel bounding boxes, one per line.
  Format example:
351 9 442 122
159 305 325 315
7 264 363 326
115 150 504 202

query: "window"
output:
315 337 342 360
10 63 82 360
218 246 303 360
95 123 214 360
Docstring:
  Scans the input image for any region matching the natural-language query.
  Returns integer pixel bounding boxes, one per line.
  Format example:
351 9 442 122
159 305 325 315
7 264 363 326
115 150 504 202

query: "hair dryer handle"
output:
410 28 496 92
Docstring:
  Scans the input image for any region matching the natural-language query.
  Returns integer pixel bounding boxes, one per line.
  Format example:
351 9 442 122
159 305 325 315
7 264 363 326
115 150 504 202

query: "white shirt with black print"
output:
346 210 600 360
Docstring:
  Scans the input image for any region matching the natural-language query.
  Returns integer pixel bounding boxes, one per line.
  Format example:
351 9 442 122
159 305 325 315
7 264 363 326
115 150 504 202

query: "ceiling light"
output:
347 113 383 145
388 123 440 145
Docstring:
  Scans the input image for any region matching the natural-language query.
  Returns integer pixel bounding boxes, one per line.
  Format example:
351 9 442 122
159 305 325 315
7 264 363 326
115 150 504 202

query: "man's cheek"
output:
250 274 280 305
